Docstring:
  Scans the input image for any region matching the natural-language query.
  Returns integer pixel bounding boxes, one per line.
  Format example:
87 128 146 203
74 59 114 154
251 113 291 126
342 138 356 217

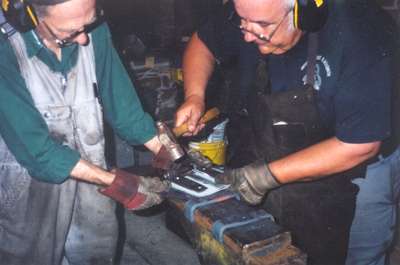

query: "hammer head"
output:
156 121 185 161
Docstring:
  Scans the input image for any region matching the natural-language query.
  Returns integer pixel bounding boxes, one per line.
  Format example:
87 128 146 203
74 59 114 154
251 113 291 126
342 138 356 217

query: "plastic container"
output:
189 140 227 166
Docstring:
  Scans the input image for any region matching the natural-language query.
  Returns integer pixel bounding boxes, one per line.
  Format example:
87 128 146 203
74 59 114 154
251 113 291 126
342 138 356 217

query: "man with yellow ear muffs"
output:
175 0 399 264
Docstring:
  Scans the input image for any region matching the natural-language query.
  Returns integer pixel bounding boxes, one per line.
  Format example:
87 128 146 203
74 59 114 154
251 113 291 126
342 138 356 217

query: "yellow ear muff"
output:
2 0 10 12
26 5 38 26
293 0 328 32
2 0 39 32
294 1 299 29
314 0 323 8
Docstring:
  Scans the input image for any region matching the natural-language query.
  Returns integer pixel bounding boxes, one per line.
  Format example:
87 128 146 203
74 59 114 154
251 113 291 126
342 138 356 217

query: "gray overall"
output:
0 32 118 265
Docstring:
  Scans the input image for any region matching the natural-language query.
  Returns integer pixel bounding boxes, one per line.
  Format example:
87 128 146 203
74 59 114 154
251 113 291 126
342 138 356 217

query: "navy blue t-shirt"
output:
198 1 395 144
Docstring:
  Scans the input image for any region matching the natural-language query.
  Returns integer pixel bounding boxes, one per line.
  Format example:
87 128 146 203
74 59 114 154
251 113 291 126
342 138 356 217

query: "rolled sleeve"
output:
31 143 80 184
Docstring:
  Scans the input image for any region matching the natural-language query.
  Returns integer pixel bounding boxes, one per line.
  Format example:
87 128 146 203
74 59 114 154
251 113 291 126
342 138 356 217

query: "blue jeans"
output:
346 147 400 265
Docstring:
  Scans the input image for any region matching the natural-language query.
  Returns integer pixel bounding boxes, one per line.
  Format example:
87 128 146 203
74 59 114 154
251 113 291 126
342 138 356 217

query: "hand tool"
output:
155 107 221 164
172 107 220 137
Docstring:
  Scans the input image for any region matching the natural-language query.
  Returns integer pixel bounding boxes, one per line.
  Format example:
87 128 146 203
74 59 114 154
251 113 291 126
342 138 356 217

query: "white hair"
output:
283 0 296 11
32 4 49 18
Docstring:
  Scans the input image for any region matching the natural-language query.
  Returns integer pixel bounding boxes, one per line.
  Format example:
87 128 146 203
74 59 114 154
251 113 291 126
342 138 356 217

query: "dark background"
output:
102 0 221 55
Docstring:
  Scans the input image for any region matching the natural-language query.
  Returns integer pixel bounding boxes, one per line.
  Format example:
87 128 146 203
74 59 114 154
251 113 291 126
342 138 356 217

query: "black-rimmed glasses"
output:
42 7 105 48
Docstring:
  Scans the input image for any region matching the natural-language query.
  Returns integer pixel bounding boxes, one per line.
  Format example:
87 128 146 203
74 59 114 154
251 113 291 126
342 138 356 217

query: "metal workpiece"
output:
186 148 213 169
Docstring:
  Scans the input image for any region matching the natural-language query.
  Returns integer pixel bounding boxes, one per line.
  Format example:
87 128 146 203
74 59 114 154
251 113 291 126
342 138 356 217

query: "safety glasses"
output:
42 7 105 48
227 9 290 43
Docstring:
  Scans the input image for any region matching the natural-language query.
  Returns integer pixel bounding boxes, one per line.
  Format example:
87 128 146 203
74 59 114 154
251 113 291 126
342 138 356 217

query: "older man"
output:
0 0 169 264
176 0 398 264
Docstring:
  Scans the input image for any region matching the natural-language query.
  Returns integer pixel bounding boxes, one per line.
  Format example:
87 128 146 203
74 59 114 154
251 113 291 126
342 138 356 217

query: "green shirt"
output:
0 23 156 183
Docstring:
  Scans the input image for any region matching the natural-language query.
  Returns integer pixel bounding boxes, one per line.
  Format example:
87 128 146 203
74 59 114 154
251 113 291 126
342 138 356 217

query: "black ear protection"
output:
1 0 38 32
293 0 328 32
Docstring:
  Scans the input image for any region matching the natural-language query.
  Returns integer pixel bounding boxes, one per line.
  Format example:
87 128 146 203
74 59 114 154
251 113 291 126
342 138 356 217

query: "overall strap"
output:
0 8 16 37
305 33 319 87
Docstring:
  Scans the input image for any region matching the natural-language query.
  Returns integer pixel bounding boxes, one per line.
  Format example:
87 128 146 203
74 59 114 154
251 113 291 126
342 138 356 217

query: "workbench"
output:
126 166 306 265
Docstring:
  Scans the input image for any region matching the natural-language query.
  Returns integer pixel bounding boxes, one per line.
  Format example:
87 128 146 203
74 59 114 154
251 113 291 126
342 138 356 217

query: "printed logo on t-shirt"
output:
300 55 331 91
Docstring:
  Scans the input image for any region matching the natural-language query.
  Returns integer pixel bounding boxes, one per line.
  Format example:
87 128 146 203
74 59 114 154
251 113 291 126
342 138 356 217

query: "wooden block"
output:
168 193 307 265
125 165 307 265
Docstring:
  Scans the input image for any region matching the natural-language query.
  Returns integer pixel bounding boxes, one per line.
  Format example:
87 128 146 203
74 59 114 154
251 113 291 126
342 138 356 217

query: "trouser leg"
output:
0 166 77 265
64 181 118 265
346 148 400 265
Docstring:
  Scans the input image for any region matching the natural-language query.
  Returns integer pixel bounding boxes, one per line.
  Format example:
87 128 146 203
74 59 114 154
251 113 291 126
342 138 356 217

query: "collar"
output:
21 30 45 58
20 29 79 74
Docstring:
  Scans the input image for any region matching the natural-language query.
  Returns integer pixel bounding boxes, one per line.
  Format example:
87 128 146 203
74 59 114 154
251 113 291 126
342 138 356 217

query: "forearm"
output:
269 137 380 183
144 135 162 154
70 159 115 186
69 136 162 186
183 33 216 101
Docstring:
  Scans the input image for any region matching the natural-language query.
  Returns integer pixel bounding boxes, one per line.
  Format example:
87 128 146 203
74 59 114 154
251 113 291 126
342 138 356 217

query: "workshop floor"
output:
113 141 200 265
119 206 201 265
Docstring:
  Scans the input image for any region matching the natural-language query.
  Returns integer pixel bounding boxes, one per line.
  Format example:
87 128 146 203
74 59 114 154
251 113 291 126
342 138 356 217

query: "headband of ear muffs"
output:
1 0 69 32
294 0 328 32
1 0 38 32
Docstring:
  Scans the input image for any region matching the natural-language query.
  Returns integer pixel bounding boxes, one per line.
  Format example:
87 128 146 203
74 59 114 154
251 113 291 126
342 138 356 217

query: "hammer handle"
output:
173 107 220 137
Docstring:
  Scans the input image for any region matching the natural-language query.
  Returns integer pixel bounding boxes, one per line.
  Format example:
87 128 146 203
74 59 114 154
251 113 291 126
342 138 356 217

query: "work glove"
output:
216 160 281 205
99 169 170 211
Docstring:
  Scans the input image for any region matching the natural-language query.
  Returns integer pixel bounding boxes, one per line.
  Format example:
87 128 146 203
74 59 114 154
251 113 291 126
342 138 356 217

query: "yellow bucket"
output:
189 140 227 165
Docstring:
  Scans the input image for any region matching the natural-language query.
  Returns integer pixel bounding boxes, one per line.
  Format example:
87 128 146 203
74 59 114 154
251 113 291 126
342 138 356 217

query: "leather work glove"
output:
99 169 170 211
216 160 281 205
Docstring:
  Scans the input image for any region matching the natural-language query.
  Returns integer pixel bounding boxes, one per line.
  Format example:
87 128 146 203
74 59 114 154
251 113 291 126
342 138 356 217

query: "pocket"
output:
266 85 320 125
0 165 31 217
37 105 75 146
73 100 103 146
273 123 307 153
353 160 392 205
72 100 105 166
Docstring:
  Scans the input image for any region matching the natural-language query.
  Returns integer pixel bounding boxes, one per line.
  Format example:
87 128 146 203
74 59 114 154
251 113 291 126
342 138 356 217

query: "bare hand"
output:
175 95 205 136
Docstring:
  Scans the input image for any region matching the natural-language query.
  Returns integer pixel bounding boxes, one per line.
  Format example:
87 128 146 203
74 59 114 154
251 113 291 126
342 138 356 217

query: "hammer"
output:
154 108 221 169
173 107 220 137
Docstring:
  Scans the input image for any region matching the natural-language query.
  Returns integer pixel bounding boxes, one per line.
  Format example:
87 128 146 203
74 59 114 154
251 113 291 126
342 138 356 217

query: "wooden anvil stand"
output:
126 166 307 265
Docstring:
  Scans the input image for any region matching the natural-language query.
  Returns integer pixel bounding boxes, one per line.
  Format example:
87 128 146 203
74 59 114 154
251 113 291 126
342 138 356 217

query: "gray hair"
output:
234 0 295 12
30 0 71 18
29 0 70 5
283 0 296 11
31 4 48 18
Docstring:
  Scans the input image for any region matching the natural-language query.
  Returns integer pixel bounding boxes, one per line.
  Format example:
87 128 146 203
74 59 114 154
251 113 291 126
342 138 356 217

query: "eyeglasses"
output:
228 10 290 43
42 7 105 48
